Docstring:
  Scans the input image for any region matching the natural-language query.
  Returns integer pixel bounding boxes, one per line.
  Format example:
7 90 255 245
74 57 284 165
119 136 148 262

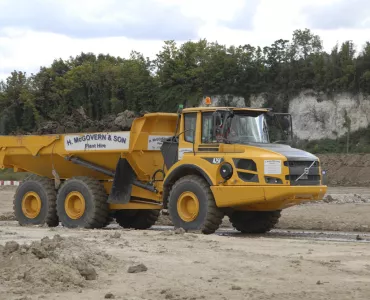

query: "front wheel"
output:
168 175 224 234
229 210 281 234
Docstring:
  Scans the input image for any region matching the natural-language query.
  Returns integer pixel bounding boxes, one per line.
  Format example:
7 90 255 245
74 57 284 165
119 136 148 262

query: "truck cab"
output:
161 105 327 233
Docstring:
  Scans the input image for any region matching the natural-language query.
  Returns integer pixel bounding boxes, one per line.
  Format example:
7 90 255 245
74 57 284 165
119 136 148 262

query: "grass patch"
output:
0 169 29 181
297 125 370 154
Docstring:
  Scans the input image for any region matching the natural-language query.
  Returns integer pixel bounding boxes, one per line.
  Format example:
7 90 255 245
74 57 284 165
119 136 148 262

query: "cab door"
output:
198 111 220 153
178 112 197 160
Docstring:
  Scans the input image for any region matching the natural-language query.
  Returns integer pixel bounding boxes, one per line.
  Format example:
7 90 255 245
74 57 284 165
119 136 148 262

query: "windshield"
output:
201 111 269 144
226 113 269 144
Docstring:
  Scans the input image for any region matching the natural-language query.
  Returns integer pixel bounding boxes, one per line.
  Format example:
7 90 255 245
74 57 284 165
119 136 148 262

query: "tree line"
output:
1 28 370 135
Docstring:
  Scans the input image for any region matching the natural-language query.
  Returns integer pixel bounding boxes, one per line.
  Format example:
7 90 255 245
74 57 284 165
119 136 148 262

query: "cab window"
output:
184 113 196 143
202 112 214 143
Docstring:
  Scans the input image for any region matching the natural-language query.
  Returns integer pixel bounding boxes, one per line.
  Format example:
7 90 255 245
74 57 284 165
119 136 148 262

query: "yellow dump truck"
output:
0 104 327 234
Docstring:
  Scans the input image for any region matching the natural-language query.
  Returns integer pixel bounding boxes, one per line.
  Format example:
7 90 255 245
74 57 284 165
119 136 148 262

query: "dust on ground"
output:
0 186 17 221
0 234 118 296
1 222 370 300
2 186 370 299
157 186 370 232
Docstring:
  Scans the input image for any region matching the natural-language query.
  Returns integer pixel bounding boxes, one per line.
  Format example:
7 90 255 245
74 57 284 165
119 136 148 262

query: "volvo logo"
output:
295 161 316 182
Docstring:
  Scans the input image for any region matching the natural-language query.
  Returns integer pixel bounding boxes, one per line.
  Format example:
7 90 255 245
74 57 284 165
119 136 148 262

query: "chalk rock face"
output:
198 91 370 141
289 90 370 141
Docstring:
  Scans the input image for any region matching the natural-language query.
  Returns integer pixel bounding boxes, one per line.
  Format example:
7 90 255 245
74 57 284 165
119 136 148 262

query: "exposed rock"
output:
105 292 115 299
34 109 139 135
174 228 186 235
110 232 121 239
77 263 97 280
4 241 19 254
114 110 136 130
127 263 148 273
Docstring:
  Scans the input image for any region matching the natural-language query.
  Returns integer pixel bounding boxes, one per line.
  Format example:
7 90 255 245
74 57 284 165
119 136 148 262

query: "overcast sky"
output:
1 0 370 80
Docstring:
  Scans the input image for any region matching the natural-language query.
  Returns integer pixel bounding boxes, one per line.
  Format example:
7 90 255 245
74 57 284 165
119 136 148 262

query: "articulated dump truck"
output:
0 105 327 234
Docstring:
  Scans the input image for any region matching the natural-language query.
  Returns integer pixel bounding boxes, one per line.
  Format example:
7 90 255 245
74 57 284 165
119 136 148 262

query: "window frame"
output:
183 112 197 143
201 112 215 143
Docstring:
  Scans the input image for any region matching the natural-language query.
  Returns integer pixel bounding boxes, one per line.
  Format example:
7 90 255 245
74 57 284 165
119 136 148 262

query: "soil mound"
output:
318 154 370 186
0 235 115 295
35 108 139 134
9 107 142 135
0 212 15 221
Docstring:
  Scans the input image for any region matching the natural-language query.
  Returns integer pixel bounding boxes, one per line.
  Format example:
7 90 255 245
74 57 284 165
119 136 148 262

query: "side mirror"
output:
280 116 291 131
267 113 294 144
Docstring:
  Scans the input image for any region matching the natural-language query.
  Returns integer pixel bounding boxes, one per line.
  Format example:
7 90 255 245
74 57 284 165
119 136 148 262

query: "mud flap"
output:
108 159 135 204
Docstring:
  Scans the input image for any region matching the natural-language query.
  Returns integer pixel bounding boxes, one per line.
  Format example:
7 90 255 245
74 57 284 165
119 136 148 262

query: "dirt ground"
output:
318 153 370 186
2 186 370 300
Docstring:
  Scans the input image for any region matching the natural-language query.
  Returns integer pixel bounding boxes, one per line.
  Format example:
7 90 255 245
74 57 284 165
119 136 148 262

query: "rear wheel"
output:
115 209 160 229
13 175 58 227
229 210 281 234
56 176 109 228
168 175 224 234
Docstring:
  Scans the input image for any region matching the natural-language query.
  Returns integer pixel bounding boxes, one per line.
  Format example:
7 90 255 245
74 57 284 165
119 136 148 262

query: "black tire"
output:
115 209 160 229
229 210 281 234
168 175 224 234
56 176 109 229
13 174 58 227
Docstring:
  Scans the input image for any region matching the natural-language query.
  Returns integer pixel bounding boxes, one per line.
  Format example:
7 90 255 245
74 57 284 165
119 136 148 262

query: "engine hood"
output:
249 143 318 161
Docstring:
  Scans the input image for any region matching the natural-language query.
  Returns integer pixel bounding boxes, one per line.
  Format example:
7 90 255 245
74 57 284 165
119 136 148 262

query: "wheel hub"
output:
21 192 42 219
65 191 86 220
177 191 200 222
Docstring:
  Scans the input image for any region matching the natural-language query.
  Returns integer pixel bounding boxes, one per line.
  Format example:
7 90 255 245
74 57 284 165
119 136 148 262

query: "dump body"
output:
0 113 178 207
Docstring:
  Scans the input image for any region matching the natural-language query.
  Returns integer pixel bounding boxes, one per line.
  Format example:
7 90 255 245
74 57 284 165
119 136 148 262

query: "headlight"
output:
220 163 233 180
265 176 282 184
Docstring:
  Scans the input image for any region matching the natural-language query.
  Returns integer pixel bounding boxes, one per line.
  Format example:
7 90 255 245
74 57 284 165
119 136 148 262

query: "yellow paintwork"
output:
211 185 327 210
0 113 177 206
65 191 86 219
165 108 327 210
21 191 41 219
182 106 268 113
0 107 327 214
109 202 162 210
102 182 162 202
177 191 200 222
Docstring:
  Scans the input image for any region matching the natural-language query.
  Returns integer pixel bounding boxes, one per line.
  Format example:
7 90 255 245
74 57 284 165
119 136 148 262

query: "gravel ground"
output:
2 186 370 299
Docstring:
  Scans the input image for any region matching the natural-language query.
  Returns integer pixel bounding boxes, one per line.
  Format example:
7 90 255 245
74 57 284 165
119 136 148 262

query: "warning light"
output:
205 97 211 105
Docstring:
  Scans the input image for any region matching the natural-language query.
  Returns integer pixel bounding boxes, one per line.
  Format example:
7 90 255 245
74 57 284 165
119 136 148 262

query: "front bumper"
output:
211 185 327 209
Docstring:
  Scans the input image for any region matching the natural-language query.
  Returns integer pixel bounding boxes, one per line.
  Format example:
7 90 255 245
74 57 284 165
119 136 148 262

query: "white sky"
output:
1 0 370 80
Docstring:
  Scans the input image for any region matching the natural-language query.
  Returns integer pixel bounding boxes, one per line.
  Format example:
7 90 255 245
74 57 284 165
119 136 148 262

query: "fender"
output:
164 163 214 187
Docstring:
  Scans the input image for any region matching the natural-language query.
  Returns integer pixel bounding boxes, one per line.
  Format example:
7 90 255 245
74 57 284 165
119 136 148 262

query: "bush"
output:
299 126 370 154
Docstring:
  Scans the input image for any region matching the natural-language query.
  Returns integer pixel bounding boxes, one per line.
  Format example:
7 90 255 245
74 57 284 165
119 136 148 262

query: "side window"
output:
202 112 214 143
184 113 197 143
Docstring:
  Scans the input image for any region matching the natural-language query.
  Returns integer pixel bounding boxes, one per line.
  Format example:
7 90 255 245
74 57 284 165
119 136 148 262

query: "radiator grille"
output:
286 160 320 186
